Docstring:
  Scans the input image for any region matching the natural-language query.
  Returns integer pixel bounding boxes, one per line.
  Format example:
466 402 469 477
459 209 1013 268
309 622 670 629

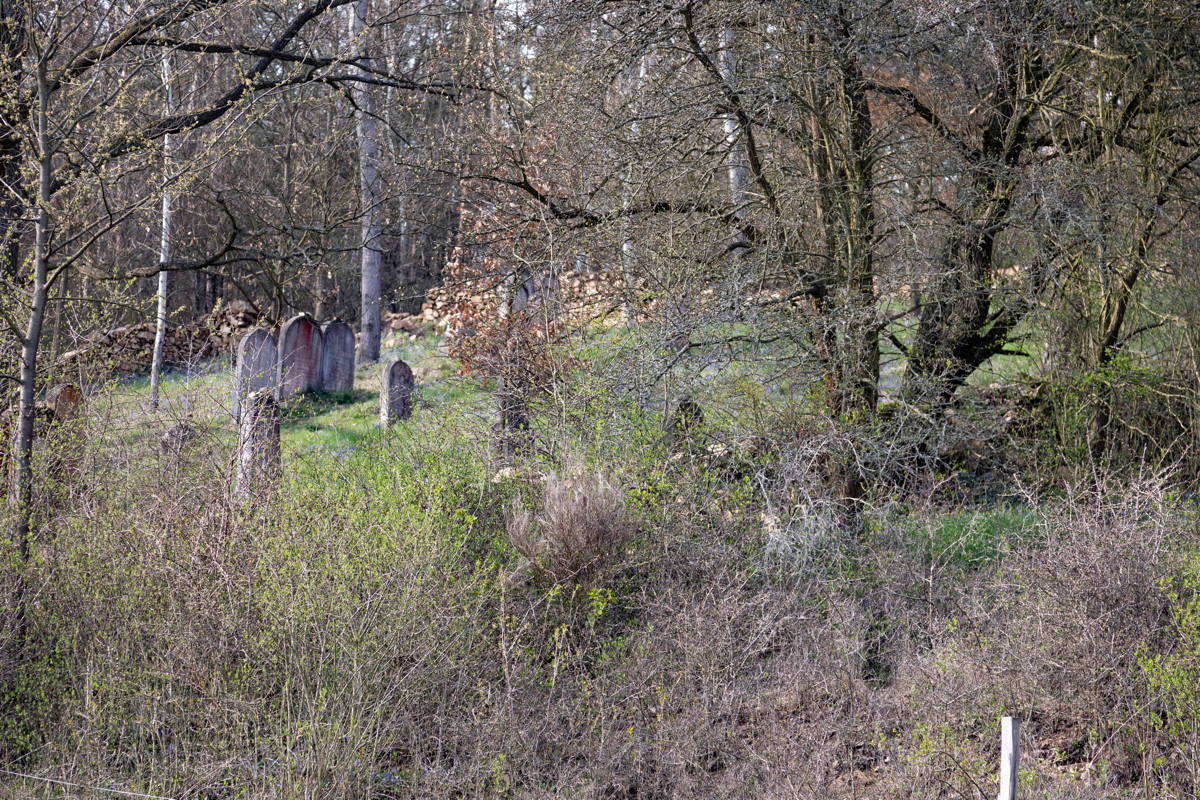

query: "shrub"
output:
507 465 634 585
1140 552 1200 788
1042 353 1200 476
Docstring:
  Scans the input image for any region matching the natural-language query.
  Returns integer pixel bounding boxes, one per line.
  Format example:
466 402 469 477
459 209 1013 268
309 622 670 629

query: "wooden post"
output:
999 716 1019 800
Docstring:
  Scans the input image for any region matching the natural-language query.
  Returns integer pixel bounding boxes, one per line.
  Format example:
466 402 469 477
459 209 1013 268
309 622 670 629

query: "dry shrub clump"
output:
8 369 1200 799
881 480 1184 796
507 465 634 585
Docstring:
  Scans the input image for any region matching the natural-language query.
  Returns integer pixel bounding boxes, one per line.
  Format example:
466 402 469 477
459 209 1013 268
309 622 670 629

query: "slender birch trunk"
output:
718 27 749 246
620 53 649 326
149 53 175 410
0 2 24 282
13 43 54 639
351 0 383 362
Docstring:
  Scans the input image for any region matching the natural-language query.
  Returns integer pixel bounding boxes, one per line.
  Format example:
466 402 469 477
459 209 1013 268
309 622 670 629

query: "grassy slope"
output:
3 326 1196 799
104 332 485 458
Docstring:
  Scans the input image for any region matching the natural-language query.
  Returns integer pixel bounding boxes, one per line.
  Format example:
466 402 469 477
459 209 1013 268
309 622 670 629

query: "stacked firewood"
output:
410 267 624 339
203 301 264 352
57 301 265 378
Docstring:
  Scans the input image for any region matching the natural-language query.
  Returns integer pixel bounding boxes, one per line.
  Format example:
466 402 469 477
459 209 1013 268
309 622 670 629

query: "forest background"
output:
1 0 1199 797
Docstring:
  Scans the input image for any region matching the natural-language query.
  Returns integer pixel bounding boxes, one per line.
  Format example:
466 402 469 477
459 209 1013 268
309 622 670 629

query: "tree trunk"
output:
718 27 749 249
351 0 383 362
899 41 1037 413
620 52 649 326
0 0 24 281
903 227 998 409
13 44 53 645
834 41 879 416
799 24 879 418
149 53 175 411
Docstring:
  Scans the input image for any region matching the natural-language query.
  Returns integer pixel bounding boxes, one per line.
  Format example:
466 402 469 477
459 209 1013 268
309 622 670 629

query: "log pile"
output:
58 301 265 378
401 268 623 343
556 270 625 326
204 301 264 352
59 323 213 376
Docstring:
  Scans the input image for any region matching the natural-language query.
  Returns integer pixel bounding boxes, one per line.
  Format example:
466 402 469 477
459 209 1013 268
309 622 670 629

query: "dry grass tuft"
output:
507 464 634 585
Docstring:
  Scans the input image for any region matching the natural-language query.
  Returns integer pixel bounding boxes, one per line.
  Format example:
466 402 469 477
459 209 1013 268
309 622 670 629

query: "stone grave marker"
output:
40 383 87 491
234 329 277 419
512 271 560 316
493 379 531 457
320 320 355 392
161 421 198 457
666 396 703 444
277 314 323 399
380 359 414 426
235 390 280 500
44 384 84 422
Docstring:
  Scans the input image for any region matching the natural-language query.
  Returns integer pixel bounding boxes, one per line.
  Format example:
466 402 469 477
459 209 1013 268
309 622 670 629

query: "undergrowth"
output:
1 375 1197 799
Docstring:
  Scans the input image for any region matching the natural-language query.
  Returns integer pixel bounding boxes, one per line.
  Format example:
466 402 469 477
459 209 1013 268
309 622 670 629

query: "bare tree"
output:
350 0 383 361
148 52 176 411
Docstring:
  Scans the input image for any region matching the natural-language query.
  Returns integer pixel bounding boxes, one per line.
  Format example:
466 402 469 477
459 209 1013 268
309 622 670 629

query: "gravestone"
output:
512 271 560 316
234 329 277 419
277 314 323 399
161 422 198 456
667 397 703 442
492 379 532 458
235 390 280 500
44 384 84 422
160 419 199 479
320 321 356 392
32 384 87 505
380 359 414 426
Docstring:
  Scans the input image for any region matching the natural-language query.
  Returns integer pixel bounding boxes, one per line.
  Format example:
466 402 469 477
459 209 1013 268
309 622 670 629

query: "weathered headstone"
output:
380 359 414 426
44 384 84 422
277 314 323 399
37 384 87 505
666 396 703 445
235 390 280 500
235 329 277 419
161 422 198 456
512 271 560 316
493 379 531 457
320 321 356 392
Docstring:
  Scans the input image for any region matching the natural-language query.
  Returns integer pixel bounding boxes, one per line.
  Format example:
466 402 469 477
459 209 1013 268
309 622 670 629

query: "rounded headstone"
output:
320 321 356 392
277 314 323 398
235 329 278 415
380 359 414 426
44 384 84 421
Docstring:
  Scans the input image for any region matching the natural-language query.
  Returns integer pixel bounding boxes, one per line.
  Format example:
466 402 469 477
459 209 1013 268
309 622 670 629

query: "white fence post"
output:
999 715 1019 800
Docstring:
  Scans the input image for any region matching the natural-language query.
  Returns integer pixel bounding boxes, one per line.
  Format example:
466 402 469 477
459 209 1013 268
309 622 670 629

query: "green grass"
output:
915 506 1042 570
280 336 490 455
81 332 491 458
279 389 380 454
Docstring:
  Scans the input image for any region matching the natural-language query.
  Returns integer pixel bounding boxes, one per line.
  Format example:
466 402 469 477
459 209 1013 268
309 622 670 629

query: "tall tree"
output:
148 52 176 411
350 0 383 361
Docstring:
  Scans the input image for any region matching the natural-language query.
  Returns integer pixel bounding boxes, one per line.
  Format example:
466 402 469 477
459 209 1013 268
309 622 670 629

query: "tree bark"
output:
351 0 383 362
718 27 749 249
833 34 879 416
12 39 53 645
149 52 175 410
620 51 649 326
0 0 25 280
900 43 1034 412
